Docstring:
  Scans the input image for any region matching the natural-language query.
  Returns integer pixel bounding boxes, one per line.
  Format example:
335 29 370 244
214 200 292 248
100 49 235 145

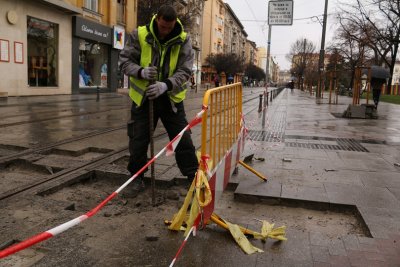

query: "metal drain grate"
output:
247 133 370 152
247 130 283 142
285 139 369 152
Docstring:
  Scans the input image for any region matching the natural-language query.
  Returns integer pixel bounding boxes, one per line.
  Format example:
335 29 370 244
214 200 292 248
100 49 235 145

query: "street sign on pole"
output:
268 0 293 26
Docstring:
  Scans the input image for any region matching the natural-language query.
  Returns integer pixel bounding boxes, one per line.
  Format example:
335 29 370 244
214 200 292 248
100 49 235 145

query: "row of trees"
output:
287 0 400 92
206 53 266 82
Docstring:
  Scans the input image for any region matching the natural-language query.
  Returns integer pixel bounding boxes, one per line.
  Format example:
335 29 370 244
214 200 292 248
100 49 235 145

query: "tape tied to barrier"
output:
210 213 287 254
168 155 213 236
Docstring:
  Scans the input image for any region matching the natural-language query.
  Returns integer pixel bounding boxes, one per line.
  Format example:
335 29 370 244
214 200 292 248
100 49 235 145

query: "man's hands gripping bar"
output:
141 66 158 81
147 82 168 100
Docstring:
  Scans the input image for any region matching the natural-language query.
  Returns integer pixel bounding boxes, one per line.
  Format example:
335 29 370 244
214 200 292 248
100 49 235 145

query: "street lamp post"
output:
266 25 272 87
317 0 329 100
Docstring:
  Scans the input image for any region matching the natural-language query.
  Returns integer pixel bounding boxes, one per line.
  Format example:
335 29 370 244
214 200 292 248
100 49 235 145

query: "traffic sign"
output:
268 0 293 25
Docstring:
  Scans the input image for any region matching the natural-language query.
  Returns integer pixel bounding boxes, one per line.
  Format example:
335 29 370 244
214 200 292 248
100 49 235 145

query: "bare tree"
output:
137 0 202 31
329 18 372 88
337 0 400 90
286 38 316 90
324 47 350 89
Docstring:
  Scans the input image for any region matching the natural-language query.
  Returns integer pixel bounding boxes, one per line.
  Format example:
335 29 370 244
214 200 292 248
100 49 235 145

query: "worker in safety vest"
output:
119 5 198 195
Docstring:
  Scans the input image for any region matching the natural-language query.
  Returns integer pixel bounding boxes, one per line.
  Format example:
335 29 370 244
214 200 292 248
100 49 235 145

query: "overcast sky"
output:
225 0 340 70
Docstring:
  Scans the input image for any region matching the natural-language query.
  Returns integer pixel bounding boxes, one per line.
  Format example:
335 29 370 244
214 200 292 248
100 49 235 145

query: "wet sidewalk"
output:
1 87 400 266
235 88 400 266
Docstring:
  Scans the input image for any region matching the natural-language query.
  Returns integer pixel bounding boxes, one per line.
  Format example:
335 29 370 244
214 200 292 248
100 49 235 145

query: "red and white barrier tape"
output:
0 108 206 259
168 226 195 267
169 121 247 266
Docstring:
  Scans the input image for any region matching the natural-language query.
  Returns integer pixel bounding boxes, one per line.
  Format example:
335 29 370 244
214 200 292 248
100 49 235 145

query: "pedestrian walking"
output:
288 80 294 91
119 5 198 196
227 74 234 84
213 74 220 87
371 78 386 109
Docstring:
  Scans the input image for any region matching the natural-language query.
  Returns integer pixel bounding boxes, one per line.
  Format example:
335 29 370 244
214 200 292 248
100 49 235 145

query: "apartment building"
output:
257 46 267 72
175 0 206 90
245 40 257 65
223 3 246 59
201 0 225 83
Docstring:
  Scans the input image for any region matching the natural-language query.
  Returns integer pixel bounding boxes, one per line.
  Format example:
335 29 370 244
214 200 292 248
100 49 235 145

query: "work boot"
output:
124 175 145 198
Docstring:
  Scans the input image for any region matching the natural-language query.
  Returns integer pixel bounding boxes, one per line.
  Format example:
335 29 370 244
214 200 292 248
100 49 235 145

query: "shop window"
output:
27 16 58 87
84 0 99 12
78 39 108 88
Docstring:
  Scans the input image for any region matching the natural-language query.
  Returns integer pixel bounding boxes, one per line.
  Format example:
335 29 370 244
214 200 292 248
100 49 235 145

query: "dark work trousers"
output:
372 89 381 108
127 94 199 180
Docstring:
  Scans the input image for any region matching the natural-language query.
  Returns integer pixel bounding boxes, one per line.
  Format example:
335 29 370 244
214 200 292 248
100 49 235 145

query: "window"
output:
78 39 109 88
117 0 126 24
27 16 58 87
84 0 99 12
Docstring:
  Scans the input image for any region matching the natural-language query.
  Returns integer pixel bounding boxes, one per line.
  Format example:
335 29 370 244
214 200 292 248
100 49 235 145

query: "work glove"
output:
146 82 168 100
141 66 158 81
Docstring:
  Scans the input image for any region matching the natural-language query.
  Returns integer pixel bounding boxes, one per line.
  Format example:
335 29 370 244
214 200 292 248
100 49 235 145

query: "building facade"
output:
257 47 267 71
200 0 225 84
1 0 81 96
176 0 206 91
68 0 137 94
245 40 257 66
0 0 137 97
392 61 400 85
223 3 246 59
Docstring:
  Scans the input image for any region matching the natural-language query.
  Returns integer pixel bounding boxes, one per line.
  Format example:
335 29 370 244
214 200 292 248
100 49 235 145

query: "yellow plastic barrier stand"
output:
168 168 212 236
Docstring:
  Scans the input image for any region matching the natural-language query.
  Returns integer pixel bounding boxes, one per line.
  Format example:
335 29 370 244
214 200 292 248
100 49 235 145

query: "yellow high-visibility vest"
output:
129 17 188 106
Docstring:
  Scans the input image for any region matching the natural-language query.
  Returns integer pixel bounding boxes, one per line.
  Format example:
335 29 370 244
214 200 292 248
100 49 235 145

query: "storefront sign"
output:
73 16 112 44
113 25 125 50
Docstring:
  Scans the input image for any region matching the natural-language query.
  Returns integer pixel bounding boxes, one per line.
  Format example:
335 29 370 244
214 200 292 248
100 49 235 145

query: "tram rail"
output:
0 90 264 202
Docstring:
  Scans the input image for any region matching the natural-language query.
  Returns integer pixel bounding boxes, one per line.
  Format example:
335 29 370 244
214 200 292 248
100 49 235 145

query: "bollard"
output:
96 86 100 102
270 89 273 102
265 91 269 106
258 94 263 112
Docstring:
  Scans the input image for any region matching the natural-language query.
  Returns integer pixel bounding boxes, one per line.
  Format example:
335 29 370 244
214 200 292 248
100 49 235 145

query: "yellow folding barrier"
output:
167 83 283 262
200 82 243 169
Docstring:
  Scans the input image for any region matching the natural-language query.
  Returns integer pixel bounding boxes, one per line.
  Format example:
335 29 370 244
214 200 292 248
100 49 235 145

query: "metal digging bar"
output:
148 63 157 206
